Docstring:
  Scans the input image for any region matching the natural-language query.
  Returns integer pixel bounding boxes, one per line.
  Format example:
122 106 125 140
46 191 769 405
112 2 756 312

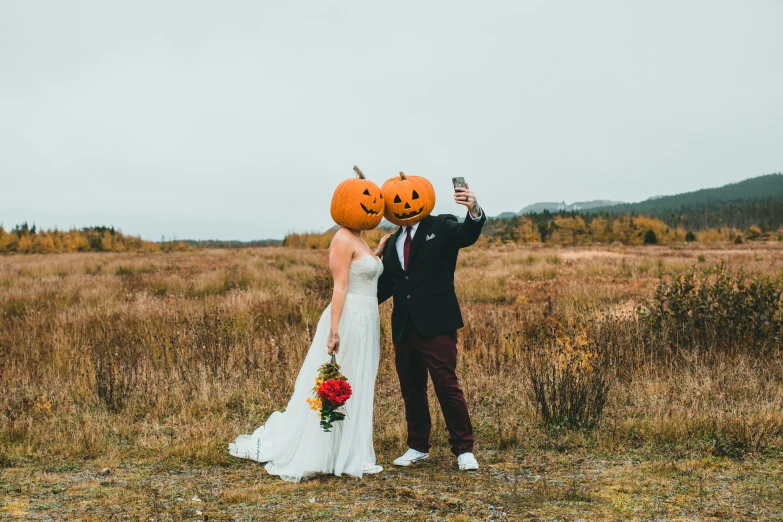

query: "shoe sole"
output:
459 465 479 471
363 466 384 474
393 456 429 467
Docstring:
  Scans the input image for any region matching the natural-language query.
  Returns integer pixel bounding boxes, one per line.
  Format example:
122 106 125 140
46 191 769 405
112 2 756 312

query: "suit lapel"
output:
406 216 432 273
385 226 405 274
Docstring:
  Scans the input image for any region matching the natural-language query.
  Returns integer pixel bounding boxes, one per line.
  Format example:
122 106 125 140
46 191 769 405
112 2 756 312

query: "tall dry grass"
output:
1 243 782 468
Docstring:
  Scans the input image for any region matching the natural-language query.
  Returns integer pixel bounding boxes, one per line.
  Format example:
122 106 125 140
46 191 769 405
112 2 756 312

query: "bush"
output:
643 229 658 245
181 310 240 379
525 321 611 430
89 319 144 412
685 231 697 242
640 260 783 353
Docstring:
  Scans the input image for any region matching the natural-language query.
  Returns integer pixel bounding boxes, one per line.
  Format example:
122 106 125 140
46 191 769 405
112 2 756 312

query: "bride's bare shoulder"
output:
330 228 353 248
328 229 357 275
329 228 356 258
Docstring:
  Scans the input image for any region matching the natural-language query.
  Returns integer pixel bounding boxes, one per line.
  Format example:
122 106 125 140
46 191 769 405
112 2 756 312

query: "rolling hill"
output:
494 173 783 230
483 173 783 245
591 173 783 214
587 173 783 229
518 200 624 214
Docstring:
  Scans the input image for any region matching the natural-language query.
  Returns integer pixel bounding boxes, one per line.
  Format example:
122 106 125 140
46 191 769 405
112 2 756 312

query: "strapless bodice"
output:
347 255 383 298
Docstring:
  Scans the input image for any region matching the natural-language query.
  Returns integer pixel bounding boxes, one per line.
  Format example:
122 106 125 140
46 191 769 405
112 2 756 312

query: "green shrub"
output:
640 260 783 353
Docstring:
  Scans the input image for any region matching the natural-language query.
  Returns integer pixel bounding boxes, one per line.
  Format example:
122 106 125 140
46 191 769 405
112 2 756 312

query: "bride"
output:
229 168 392 482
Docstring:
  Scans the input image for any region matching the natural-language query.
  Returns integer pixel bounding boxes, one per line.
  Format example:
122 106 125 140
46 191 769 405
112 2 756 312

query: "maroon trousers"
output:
393 324 474 456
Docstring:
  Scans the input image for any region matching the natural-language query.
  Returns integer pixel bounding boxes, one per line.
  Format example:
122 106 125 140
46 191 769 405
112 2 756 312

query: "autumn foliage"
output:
482 213 783 246
283 213 783 249
0 223 189 254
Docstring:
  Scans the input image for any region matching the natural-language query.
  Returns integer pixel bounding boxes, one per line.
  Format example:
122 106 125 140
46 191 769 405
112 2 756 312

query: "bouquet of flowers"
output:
306 354 352 432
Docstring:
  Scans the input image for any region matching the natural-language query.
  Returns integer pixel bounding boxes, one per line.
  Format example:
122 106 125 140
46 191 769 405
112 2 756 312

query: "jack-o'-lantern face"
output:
330 166 384 230
381 172 436 226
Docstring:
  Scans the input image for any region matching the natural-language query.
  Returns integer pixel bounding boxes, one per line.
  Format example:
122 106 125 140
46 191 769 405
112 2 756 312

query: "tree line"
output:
283 213 783 248
282 226 395 249
589 199 783 231
0 223 189 254
183 239 282 249
5 209 781 255
586 173 783 230
482 212 782 245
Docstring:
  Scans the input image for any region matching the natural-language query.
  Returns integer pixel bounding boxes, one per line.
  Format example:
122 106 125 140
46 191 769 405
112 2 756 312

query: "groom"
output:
378 176 485 471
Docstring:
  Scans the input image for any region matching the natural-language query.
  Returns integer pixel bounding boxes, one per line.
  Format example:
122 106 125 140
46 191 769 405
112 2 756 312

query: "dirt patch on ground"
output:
2 452 781 520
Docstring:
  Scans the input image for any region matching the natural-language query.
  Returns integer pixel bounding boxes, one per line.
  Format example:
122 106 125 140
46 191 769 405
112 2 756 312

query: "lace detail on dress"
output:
347 256 383 297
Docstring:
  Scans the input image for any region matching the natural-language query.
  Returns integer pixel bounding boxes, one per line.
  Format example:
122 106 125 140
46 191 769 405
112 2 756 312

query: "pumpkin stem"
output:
353 165 366 179
399 172 407 180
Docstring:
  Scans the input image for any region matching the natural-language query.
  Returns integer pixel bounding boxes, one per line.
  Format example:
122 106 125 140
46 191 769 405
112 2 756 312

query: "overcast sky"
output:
1 1 781 240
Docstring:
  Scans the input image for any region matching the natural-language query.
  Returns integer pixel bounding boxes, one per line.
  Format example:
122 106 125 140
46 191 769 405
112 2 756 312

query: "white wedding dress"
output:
229 255 383 482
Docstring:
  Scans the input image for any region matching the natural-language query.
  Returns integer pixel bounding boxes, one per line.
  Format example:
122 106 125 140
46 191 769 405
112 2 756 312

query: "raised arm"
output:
442 213 485 249
444 182 485 248
327 231 353 354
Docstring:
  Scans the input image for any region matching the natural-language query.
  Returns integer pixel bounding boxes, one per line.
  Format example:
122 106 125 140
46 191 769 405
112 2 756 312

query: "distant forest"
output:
0 224 289 254
0 223 189 254
586 172 783 230
481 173 783 245
183 239 282 249
286 174 783 247
5 174 783 253
482 213 780 245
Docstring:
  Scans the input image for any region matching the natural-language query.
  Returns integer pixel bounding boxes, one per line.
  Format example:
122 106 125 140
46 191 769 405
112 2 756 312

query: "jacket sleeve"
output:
377 266 393 304
377 241 395 304
442 211 486 249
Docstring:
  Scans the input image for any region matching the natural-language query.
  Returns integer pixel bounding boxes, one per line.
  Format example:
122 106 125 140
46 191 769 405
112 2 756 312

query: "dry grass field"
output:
2 243 783 520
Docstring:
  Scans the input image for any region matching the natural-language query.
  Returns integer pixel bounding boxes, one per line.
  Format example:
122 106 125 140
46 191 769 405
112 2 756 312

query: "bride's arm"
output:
327 231 353 354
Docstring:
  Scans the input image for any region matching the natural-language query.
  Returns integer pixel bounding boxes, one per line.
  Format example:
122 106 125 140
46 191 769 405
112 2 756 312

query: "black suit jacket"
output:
377 211 486 342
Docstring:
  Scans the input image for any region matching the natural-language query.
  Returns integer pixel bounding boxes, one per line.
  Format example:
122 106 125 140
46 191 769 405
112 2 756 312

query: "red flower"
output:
317 378 352 407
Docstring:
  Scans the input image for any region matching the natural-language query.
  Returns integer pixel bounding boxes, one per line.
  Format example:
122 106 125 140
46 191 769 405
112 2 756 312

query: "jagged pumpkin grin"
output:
360 202 380 216
393 208 423 220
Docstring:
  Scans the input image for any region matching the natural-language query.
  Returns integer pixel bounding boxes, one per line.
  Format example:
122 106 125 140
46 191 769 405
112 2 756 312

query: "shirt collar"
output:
405 222 421 233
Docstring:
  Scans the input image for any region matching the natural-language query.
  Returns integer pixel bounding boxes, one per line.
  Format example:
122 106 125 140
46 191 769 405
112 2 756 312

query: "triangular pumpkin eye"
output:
394 195 402 203
412 190 419 200
380 193 383 199
363 189 370 195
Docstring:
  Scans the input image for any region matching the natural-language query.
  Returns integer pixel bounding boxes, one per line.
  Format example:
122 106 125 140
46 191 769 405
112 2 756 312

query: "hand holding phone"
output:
452 177 481 217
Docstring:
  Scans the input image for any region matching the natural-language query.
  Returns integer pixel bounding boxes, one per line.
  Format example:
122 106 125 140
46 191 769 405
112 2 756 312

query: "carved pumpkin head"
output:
330 166 384 230
381 172 436 226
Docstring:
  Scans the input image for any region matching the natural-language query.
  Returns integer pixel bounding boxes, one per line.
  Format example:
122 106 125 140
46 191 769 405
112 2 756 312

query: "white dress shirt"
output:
395 222 421 268
395 210 483 268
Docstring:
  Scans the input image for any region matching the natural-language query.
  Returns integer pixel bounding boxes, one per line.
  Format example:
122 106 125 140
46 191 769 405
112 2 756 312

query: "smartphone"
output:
452 177 466 189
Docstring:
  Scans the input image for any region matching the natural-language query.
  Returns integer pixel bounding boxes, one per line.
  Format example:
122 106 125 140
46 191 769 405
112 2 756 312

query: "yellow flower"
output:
305 396 323 411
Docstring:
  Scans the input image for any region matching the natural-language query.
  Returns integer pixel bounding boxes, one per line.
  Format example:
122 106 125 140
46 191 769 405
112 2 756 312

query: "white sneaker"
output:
393 448 429 467
457 452 479 471
363 464 383 474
